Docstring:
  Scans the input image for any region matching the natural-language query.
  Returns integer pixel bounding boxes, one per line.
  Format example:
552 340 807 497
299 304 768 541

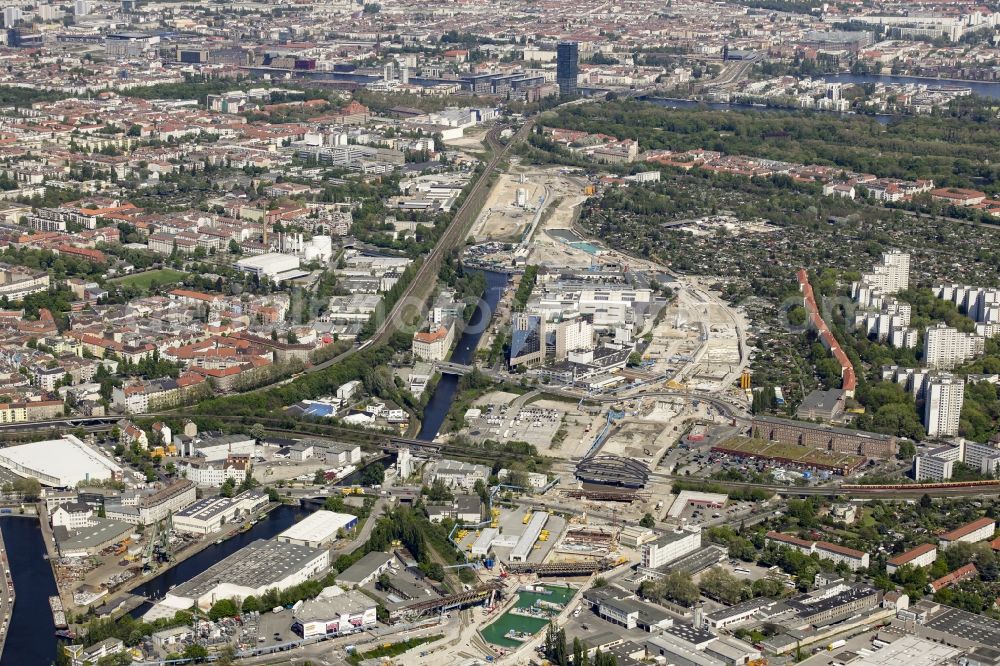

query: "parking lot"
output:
465 397 566 450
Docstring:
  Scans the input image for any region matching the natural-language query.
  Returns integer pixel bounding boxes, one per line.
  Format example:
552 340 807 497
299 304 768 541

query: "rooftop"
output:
337 551 393 585
940 517 995 542
293 588 374 622
170 540 325 599
276 510 356 543
0 435 122 487
889 543 937 565
54 518 132 553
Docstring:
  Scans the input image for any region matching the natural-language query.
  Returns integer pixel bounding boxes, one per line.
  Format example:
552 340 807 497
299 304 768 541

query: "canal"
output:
131 504 306 611
2 270 509 657
417 270 509 441
0 517 58 666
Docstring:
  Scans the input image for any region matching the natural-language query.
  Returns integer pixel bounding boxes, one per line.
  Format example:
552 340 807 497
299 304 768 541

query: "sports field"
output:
110 268 188 290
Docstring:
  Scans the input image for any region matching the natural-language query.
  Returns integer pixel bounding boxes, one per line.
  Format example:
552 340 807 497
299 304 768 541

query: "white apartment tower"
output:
923 323 985 370
554 318 594 361
858 250 910 296
924 374 965 438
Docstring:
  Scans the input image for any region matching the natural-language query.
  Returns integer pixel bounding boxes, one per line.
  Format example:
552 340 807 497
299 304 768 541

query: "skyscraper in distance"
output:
557 41 579 97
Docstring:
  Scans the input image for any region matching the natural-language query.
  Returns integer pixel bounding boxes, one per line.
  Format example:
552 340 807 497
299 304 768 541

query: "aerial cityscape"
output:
2 0 1000 665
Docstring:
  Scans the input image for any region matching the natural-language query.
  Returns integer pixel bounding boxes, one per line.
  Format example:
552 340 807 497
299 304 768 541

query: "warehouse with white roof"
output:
235 253 306 283
0 434 122 487
276 510 357 548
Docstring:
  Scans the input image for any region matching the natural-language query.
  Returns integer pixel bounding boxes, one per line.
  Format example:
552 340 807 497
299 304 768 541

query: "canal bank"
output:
417 270 509 442
0 516 58 666
480 583 577 649
129 503 306 615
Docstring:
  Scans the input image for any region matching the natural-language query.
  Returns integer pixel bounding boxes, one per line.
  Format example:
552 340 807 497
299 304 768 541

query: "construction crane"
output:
158 513 174 562
142 525 157 572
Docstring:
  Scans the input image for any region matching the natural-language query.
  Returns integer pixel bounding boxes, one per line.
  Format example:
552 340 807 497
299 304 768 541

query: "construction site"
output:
642 281 749 392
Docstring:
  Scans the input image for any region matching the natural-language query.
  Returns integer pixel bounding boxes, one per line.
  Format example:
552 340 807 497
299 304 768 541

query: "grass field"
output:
714 437 864 472
110 268 188 290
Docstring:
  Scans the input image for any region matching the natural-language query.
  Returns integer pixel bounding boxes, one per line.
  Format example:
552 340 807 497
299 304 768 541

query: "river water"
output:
0 517 58 666
417 270 509 441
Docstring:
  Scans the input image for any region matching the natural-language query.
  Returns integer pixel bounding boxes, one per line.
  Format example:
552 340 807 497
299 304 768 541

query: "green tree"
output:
639 513 655 528
182 644 208 661
208 598 239 621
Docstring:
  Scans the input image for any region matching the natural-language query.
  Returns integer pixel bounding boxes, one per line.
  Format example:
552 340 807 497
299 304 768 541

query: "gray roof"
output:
923 603 1000 648
337 551 392 585
171 540 325 598
797 388 844 415
293 589 374 622
174 496 240 522
55 518 132 552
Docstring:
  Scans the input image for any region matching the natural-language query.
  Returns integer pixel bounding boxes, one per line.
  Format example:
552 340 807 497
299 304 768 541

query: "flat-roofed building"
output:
53 518 133 558
510 511 547 563
641 527 701 570
162 540 330 611
336 551 393 588
752 415 898 458
0 434 122 487
276 510 357 548
292 587 377 639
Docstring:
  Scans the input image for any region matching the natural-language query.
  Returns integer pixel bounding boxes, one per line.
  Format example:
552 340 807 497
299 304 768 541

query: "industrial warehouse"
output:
0 434 122 487
160 540 330 611
275 510 357 548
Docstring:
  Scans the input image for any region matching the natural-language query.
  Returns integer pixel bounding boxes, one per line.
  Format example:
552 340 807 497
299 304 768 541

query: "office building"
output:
924 373 965 438
557 41 579 96
428 459 489 489
914 445 961 481
411 321 455 361
509 313 546 367
554 318 594 361
640 527 701 570
923 323 984 370
751 415 897 458
105 480 197 526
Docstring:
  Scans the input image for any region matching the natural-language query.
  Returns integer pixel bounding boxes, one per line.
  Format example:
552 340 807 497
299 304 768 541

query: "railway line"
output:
305 121 532 375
